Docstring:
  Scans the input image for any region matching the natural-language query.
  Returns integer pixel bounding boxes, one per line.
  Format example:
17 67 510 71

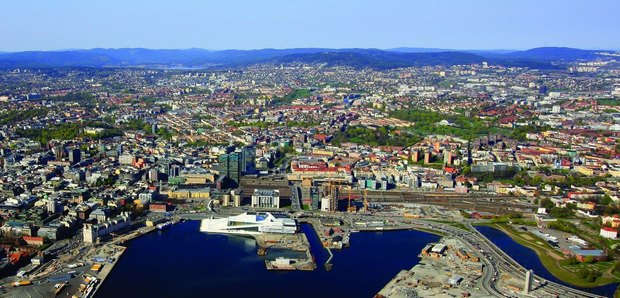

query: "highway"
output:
465 221 606 298
311 211 606 298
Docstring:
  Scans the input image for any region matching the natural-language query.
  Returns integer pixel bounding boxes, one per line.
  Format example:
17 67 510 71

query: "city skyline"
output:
1 0 619 52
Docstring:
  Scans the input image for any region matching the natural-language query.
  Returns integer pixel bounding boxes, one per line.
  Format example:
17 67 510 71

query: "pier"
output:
324 248 333 271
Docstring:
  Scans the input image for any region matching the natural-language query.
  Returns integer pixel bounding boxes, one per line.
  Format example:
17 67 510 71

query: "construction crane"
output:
363 189 370 212
347 188 356 213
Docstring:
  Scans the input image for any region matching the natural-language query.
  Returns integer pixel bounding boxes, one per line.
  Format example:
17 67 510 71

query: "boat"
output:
54 282 67 296
349 229 360 233
156 221 173 230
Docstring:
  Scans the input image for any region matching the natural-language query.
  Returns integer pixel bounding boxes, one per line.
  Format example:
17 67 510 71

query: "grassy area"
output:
426 219 473 232
597 99 620 106
480 223 620 287
413 227 446 237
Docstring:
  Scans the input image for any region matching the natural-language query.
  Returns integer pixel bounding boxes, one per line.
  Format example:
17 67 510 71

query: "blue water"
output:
96 221 440 298
476 225 618 297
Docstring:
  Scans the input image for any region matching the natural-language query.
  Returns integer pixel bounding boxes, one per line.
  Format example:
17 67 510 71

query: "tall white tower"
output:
524 269 533 294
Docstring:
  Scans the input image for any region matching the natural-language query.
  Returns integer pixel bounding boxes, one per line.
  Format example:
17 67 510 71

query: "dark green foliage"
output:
96 175 118 187
17 123 122 144
612 262 620 274
122 118 151 132
389 108 503 139
511 125 552 141
272 89 312 105
332 125 421 147
548 220 579 233
156 127 174 140
0 108 49 126
597 99 620 106
468 167 520 183
549 207 576 219
541 198 555 209
577 267 602 282
560 256 580 266
47 92 95 103
17 123 80 143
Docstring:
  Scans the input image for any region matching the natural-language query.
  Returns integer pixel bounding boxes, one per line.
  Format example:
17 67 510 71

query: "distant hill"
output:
268 50 487 69
0 48 336 68
0 47 614 69
387 47 452 53
502 47 612 61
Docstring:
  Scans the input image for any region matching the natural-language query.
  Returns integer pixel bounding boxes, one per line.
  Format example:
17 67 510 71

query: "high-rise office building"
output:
69 148 81 165
241 146 256 174
219 146 256 188
219 151 242 188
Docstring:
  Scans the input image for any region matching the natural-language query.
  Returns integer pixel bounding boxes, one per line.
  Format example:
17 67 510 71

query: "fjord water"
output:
96 221 440 298
476 226 618 297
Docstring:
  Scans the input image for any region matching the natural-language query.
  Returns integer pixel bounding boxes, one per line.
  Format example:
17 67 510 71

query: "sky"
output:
1 0 619 52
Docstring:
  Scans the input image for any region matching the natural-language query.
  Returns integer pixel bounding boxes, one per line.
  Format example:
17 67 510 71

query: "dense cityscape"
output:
2 0 620 297
0 50 619 297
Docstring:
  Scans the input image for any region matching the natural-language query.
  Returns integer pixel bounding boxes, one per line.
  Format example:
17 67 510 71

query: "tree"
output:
540 198 555 209
601 195 613 206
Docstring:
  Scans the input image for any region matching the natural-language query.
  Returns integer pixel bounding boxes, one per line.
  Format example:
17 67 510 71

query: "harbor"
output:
95 220 441 298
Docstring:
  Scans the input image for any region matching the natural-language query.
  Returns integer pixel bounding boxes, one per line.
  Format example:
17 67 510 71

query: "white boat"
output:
156 221 173 230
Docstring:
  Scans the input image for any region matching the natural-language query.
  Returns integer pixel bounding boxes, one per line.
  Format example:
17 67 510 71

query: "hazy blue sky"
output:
1 0 618 51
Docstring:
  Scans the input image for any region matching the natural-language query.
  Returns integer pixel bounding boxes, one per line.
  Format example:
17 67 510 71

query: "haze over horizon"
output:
2 0 619 52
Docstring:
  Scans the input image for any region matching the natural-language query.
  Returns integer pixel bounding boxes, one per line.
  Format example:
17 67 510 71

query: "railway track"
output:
338 190 535 214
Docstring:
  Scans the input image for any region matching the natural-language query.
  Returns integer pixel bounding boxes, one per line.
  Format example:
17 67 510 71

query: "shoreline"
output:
90 218 444 296
88 225 158 297
476 223 620 288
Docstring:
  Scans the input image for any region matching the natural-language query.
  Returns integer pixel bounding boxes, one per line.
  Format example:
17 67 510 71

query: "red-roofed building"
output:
149 203 168 213
313 134 332 143
444 167 459 175
600 227 618 239
602 215 620 228
9 251 30 265
22 236 44 246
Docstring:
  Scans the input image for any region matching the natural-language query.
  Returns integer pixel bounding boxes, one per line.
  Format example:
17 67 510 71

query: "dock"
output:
265 257 316 271
84 226 158 297
324 248 333 271
257 231 317 271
